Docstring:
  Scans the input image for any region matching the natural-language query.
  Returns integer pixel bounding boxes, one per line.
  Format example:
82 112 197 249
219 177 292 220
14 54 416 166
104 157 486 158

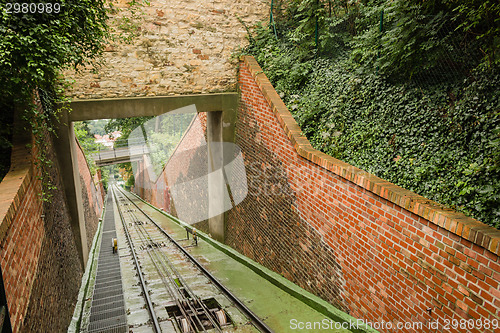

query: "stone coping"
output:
240 55 500 256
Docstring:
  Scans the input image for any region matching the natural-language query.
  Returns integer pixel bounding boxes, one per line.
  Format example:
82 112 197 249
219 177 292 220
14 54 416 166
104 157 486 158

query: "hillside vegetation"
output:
244 0 500 228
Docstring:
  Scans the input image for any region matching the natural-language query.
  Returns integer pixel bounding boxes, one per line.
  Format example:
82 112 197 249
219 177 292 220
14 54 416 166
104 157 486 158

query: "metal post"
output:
270 0 278 39
379 9 384 33
315 0 319 50
269 0 273 26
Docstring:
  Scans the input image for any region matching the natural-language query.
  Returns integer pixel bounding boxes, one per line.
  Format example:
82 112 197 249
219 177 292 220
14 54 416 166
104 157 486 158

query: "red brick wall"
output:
0 106 104 331
0 143 44 331
231 56 500 332
135 113 207 219
76 138 105 250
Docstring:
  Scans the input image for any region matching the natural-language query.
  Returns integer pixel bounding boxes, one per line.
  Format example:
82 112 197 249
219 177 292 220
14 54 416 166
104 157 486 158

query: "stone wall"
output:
231 56 500 333
64 0 269 99
0 98 105 332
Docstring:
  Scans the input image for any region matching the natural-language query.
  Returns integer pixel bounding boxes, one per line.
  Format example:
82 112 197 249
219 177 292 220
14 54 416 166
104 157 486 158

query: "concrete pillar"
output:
207 111 225 242
53 111 88 268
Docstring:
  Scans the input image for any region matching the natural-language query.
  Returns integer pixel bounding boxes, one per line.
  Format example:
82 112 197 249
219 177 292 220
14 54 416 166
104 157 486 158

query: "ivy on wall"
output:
0 0 109 199
242 0 500 228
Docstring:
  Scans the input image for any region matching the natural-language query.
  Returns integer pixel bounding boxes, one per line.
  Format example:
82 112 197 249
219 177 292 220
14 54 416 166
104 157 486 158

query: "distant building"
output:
94 131 122 148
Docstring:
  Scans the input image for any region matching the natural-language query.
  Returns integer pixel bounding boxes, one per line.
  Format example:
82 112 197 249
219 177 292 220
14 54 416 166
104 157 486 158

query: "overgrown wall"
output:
231 56 500 332
0 102 104 332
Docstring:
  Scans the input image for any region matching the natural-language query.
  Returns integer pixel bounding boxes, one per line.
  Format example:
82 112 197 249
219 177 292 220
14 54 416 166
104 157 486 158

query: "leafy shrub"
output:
351 0 491 80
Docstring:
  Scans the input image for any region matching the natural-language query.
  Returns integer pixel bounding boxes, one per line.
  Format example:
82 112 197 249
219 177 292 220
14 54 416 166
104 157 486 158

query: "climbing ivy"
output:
242 3 500 228
0 0 109 199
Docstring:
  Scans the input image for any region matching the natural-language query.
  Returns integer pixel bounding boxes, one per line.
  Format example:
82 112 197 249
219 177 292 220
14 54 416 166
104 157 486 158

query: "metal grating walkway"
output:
87 196 128 333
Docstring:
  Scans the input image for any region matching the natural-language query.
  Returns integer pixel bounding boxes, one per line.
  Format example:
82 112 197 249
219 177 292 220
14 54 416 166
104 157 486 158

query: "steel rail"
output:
117 187 274 333
117 188 218 333
119 191 223 333
122 203 201 333
120 201 192 332
145 228 220 333
112 187 162 333
121 203 181 302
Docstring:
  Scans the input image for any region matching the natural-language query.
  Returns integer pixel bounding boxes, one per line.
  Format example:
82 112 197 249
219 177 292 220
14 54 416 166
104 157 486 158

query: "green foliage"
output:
0 0 109 199
87 119 109 136
104 117 151 183
106 113 196 177
267 0 499 79
147 113 195 176
105 116 153 142
99 164 119 191
125 172 135 189
244 9 500 228
453 0 500 69
0 0 109 97
351 0 499 79
0 104 13 182
32 87 71 202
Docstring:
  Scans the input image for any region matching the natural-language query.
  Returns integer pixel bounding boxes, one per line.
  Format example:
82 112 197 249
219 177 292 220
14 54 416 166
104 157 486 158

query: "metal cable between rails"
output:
121 200 214 332
115 188 223 333
111 187 162 333
115 187 274 333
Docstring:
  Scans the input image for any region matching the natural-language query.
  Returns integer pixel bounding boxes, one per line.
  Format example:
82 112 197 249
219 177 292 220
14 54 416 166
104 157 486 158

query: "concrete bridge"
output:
55 93 238 267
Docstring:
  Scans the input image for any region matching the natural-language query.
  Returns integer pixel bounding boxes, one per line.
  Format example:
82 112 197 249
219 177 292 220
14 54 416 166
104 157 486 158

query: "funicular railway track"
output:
111 186 272 333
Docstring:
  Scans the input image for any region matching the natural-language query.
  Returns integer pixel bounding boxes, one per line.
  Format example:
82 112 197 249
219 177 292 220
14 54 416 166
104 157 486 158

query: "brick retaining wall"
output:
0 105 104 331
76 139 105 251
230 56 500 332
131 56 500 332
134 113 207 221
